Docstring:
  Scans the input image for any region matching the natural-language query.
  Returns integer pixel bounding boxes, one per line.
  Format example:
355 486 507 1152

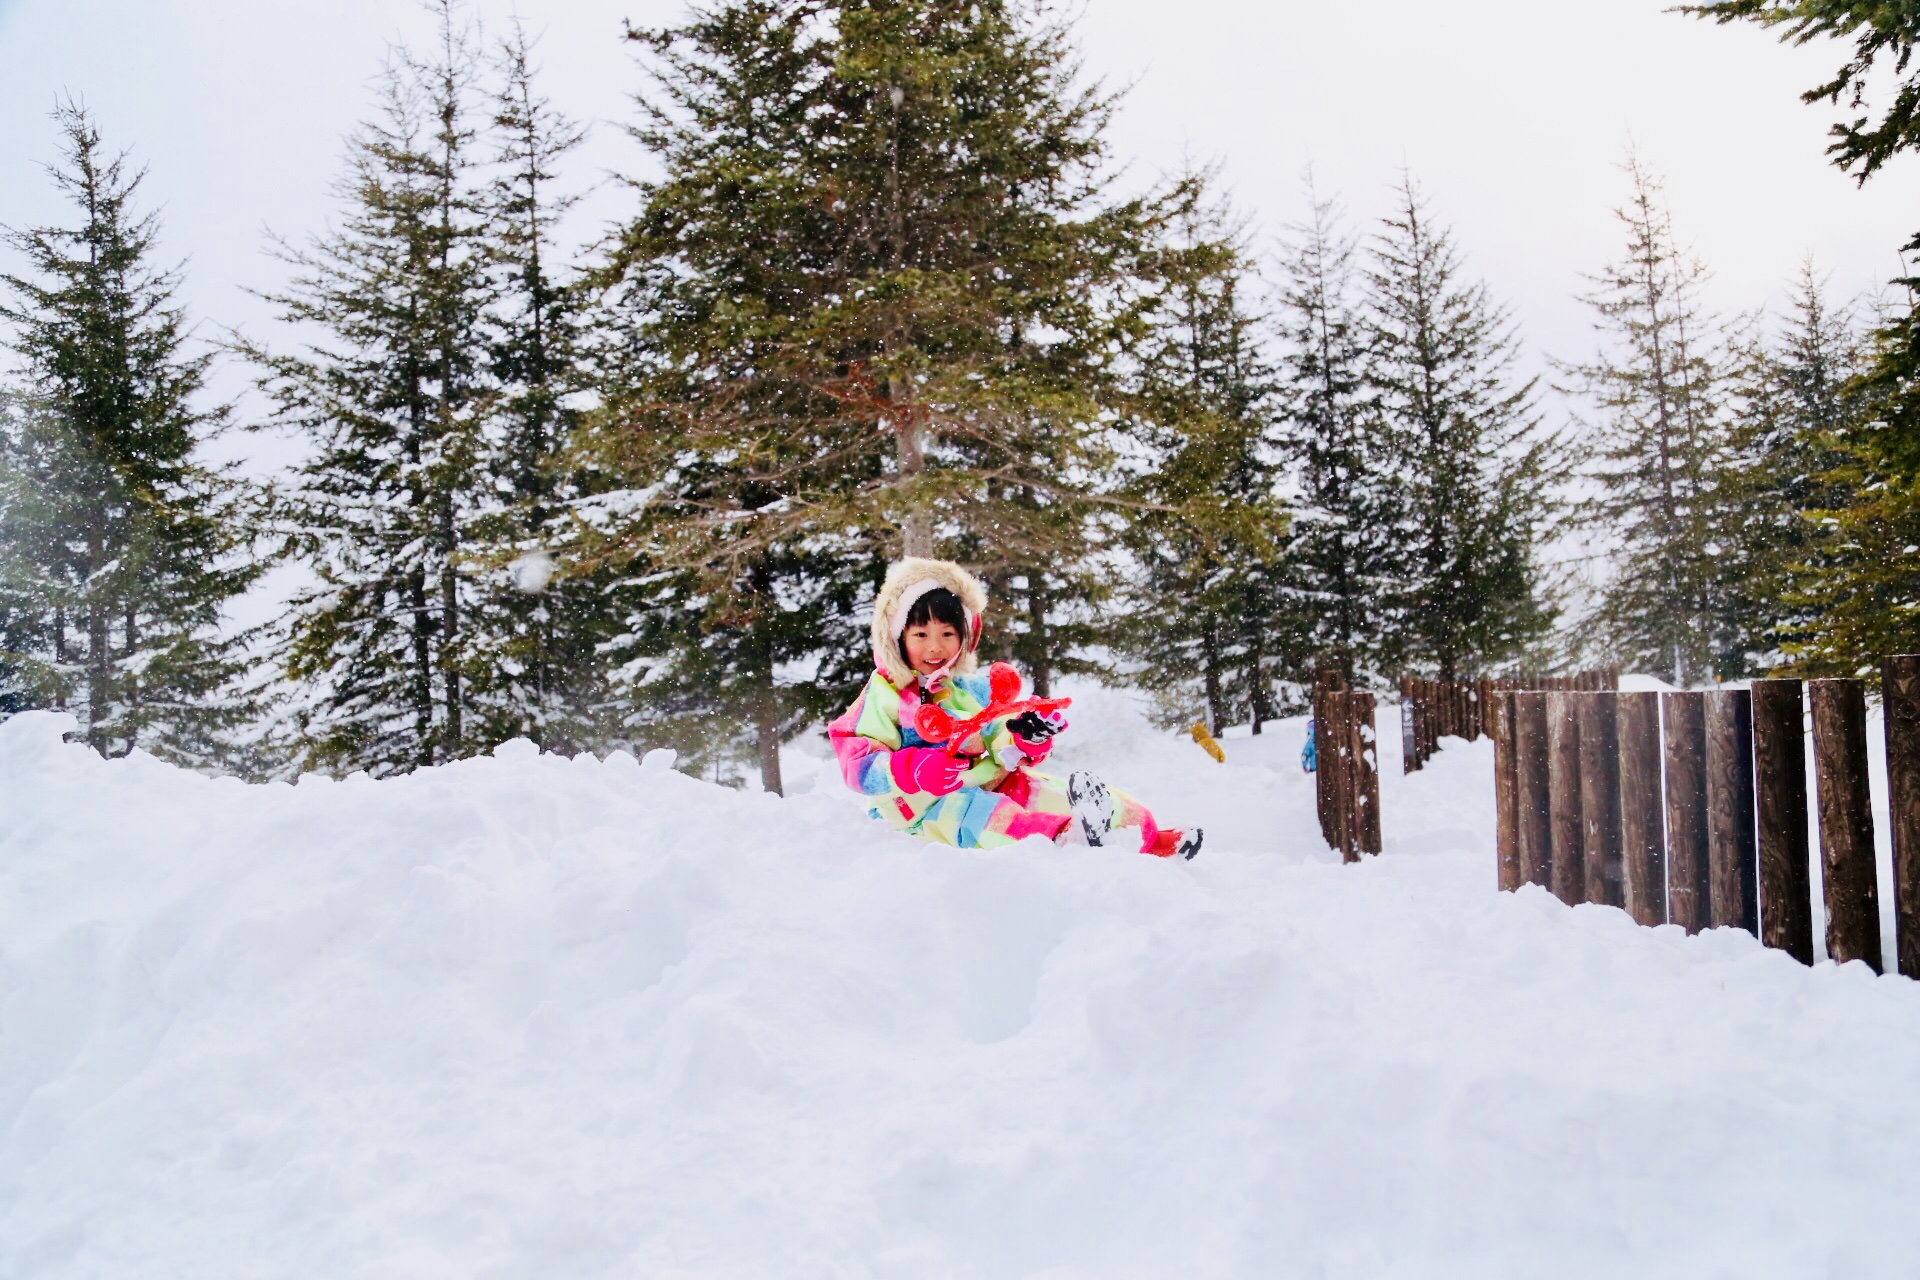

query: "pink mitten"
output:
890 747 967 796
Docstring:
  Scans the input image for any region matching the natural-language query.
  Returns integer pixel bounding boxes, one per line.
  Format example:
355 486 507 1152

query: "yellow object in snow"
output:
1190 722 1226 764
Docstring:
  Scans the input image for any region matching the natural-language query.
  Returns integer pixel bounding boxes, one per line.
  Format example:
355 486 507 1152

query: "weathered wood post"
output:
1704 689 1759 935
1352 691 1382 856
1617 692 1666 926
1811 678 1883 971
1578 692 1625 908
1426 679 1439 759
1324 690 1356 861
1313 667 1344 850
1752 679 1814 964
1662 692 1711 934
1494 691 1523 891
1885 655 1920 978
1547 692 1586 906
1515 692 1553 889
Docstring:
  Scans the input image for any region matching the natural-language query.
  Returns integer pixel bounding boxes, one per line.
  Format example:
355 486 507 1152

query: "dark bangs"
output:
902 587 968 637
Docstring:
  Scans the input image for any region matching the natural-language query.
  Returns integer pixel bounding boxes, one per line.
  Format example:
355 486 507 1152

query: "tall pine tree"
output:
246 5 497 775
465 21 630 756
0 103 256 767
1686 3 1920 671
1116 177 1290 732
1744 272 1917 672
1568 157 1747 683
584 0 878 793
1364 174 1559 681
1271 181 1400 684
586 0 1167 785
1716 263 1864 668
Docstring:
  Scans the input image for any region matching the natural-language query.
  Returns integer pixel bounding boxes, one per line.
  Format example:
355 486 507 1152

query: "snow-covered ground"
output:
4 680 1919 1277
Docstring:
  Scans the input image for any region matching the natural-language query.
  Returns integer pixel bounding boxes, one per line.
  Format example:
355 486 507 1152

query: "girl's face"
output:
902 619 962 676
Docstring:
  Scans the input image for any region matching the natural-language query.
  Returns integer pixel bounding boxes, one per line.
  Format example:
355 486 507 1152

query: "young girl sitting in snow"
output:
829 557 1203 859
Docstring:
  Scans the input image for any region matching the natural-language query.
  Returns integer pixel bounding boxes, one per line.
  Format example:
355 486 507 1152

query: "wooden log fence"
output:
1313 667 1381 863
1404 667 1620 772
1490 658 1920 975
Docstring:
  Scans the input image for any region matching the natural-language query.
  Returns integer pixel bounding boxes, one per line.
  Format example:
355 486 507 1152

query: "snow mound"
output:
4 686 1920 1277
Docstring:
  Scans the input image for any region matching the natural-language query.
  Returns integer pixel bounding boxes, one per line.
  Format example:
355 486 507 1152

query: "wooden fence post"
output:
1885 655 1920 978
1704 689 1759 935
1515 692 1553 889
1425 679 1438 760
1547 692 1586 906
1752 679 1814 964
1494 692 1522 891
1327 690 1356 861
1313 668 1343 850
1662 692 1711 934
1617 691 1666 926
1811 678 1883 971
1578 692 1625 908
1352 691 1382 856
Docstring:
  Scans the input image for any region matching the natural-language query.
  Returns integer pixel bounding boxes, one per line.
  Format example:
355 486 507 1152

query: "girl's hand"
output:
1007 710 1067 743
1005 709 1067 764
890 748 967 797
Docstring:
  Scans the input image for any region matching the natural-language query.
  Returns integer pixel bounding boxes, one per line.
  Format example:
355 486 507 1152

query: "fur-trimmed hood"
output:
870 557 989 688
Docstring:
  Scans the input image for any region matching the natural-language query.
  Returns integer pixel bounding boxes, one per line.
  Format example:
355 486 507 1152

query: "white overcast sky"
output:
4 0 1918 417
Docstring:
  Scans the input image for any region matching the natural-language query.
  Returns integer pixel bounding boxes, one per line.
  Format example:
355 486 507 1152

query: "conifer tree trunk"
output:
891 375 931 557
755 673 784 797
87 517 108 751
412 565 435 766
440 490 462 751
1249 634 1268 736
1202 626 1226 734
1027 586 1052 697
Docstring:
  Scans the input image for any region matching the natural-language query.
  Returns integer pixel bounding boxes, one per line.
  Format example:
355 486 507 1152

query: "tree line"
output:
0 0 1912 790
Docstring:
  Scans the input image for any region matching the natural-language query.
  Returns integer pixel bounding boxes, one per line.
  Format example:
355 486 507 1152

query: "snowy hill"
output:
4 683 1920 1277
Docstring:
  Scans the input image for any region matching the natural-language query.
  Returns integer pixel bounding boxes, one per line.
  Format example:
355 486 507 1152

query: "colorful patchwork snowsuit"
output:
834 555 1166 852
828 667 1160 851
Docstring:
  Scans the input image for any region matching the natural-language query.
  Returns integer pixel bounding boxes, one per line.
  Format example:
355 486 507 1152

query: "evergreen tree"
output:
0 103 256 766
245 6 497 775
1568 157 1747 683
1271 181 1401 684
587 0 1166 785
465 22 629 755
1363 174 1559 681
1686 2 1920 669
1753 275 1918 673
584 0 877 793
1720 263 1864 666
1116 178 1290 733
1781 438 1920 670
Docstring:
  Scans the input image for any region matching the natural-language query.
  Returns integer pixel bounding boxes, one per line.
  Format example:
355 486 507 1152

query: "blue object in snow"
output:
1301 718 1317 773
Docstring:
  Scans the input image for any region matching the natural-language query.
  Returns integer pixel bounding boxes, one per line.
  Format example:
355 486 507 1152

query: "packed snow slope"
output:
5 682 1920 1279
